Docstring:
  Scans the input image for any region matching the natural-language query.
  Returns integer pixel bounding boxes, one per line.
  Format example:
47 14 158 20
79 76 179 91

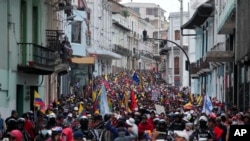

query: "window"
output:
146 8 153 15
175 30 180 40
146 8 159 16
71 21 82 43
133 8 140 14
174 57 179 74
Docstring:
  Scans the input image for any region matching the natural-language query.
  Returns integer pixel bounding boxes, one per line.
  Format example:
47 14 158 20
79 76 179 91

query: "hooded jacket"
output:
62 127 74 141
10 130 23 141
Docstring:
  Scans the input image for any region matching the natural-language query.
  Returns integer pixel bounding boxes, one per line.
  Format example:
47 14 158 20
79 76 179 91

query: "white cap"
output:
175 131 189 141
174 112 180 115
126 118 135 126
68 113 73 117
199 116 208 122
48 113 56 118
74 107 78 111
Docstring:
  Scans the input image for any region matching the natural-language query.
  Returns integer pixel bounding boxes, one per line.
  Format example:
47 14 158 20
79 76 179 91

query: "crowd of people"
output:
0 70 250 141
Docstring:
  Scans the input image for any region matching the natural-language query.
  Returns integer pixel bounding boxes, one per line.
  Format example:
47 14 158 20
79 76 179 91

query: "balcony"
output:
17 43 57 75
17 43 70 75
217 0 236 34
112 14 131 31
112 44 131 57
190 62 199 79
139 50 155 60
198 57 211 75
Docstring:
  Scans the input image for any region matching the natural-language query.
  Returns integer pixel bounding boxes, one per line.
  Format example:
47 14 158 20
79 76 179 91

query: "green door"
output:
16 85 24 116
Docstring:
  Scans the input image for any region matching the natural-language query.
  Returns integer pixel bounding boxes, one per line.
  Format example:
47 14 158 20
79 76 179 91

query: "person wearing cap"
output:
72 107 79 119
174 131 189 141
189 116 215 141
63 113 74 127
73 131 84 141
47 126 63 141
126 118 138 137
46 113 57 129
183 122 193 136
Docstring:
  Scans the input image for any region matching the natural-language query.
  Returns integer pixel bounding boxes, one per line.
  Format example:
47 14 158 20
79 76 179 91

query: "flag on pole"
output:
189 94 194 103
100 84 110 116
129 90 137 111
197 95 203 106
92 91 97 102
132 72 140 85
34 90 46 113
78 103 86 117
183 102 193 110
202 95 213 115
139 73 143 89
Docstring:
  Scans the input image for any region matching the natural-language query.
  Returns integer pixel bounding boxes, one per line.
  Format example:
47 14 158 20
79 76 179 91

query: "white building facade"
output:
167 12 192 87
87 0 122 76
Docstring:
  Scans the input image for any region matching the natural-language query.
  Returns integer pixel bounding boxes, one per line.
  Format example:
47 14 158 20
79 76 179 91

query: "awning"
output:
87 47 122 60
181 3 214 29
71 57 95 64
205 51 234 62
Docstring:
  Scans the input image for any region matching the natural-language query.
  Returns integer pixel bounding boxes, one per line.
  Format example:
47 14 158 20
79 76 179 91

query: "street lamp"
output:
143 30 191 88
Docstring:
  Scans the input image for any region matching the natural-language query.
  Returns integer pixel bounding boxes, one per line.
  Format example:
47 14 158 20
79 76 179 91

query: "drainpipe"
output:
6 0 11 100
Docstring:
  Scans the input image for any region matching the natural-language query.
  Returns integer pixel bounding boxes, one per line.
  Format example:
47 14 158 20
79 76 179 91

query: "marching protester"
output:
1 70 250 141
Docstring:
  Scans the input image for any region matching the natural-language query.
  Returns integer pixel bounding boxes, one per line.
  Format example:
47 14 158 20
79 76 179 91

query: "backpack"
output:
99 129 113 141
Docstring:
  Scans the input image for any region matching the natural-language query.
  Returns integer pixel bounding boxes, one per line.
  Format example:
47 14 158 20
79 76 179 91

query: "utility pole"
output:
179 0 184 87
158 5 160 56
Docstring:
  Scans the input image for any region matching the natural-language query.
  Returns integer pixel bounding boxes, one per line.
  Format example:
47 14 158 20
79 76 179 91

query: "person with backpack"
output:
78 116 99 141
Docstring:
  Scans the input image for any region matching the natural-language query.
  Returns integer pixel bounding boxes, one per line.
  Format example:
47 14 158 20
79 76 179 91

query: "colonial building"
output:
165 12 191 87
0 0 73 118
123 2 167 73
181 0 236 106
86 0 122 76
58 0 91 95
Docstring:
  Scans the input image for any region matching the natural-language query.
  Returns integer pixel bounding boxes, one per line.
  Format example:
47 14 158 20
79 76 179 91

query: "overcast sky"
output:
121 0 190 18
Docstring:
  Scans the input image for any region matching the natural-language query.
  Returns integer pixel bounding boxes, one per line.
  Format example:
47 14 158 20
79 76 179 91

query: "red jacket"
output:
138 121 154 135
24 119 35 139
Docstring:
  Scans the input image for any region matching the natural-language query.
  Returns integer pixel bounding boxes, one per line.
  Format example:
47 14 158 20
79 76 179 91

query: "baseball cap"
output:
68 113 73 117
73 131 83 139
74 107 78 111
175 131 189 141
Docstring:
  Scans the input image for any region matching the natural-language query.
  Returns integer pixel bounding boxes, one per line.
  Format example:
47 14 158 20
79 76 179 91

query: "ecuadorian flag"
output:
34 90 46 113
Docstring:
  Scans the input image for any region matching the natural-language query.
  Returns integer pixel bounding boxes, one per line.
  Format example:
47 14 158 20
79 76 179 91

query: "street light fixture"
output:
142 30 191 87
